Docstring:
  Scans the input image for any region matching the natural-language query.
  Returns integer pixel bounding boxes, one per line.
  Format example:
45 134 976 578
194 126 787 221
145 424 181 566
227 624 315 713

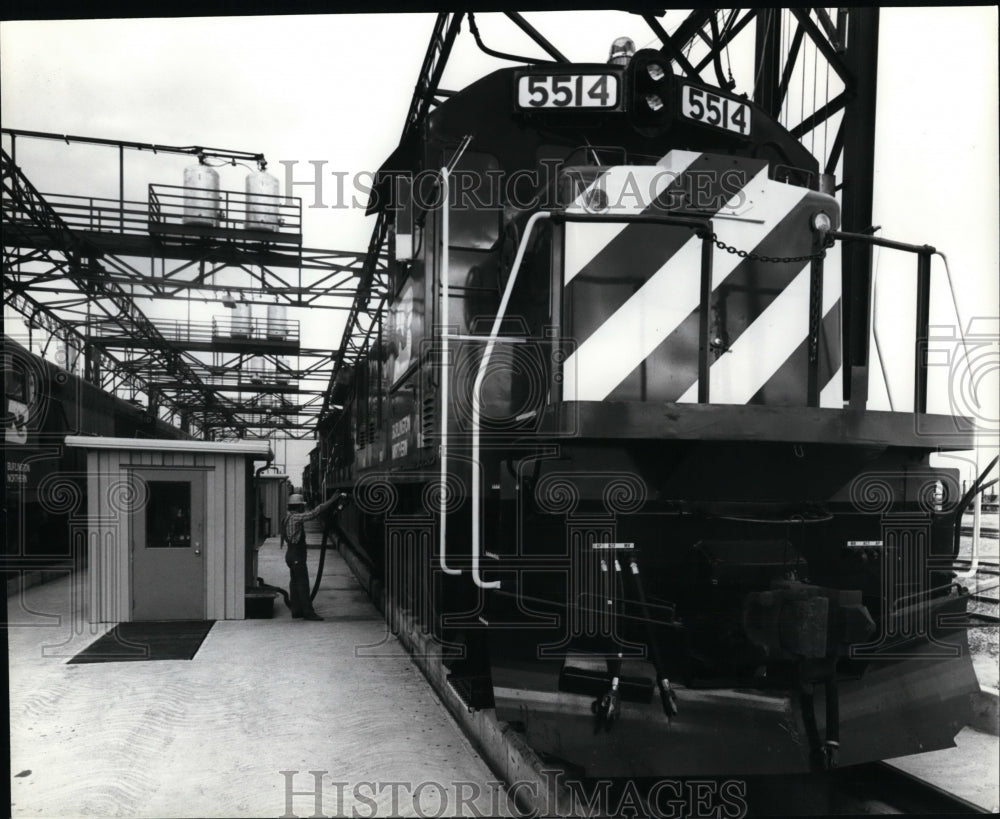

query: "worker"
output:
281 491 347 621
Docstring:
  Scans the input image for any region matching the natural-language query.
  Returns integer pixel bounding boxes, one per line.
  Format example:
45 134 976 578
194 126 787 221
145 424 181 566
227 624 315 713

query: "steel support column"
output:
839 9 880 408
754 8 782 118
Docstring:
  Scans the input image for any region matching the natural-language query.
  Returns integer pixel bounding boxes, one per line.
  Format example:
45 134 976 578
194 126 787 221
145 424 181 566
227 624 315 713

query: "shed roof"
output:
65 436 272 458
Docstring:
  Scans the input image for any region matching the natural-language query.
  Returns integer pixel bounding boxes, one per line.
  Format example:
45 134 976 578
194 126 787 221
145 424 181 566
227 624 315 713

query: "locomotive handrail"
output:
469 210 554 590
827 229 937 414
438 145 472 578
466 209 716 590
549 211 713 233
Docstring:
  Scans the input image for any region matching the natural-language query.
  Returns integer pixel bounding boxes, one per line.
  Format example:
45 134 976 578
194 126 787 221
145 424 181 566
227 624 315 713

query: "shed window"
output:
146 481 192 548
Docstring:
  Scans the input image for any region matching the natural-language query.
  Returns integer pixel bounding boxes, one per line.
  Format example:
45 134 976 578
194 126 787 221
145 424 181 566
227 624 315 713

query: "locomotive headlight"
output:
627 48 674 135
810 211 833 234
608 36 636 66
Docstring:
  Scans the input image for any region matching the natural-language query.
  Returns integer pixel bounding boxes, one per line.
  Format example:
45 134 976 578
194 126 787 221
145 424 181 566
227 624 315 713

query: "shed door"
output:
131 469 206 620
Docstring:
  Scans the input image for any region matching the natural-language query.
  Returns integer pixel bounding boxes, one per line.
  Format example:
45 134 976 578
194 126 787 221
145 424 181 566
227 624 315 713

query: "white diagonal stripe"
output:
677 265 810 404
563 170 805 402
564 152 701 285
820 241 843 408
821 367 843 408
676 225 842 405
562 237 704 402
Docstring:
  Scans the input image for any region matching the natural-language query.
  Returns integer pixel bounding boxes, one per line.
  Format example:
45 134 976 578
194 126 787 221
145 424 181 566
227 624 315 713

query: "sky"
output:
2 8 998 484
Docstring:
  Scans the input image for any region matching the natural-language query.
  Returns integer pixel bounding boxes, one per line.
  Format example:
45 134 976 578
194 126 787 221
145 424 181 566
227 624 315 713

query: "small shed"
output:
65 436 272 622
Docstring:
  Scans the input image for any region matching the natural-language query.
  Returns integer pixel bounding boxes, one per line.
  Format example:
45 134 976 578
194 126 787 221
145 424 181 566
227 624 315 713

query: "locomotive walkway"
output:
7 521 514 818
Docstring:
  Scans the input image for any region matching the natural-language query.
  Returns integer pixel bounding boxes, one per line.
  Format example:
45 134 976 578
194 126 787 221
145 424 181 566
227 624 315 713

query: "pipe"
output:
253 455 275 552
503 11 570 62
628 557 678 719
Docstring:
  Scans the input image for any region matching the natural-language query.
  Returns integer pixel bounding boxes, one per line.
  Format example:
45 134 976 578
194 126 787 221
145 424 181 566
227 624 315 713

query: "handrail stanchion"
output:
914 250 932 414
697 229 713 404
119 144 124 234
807 252 825 407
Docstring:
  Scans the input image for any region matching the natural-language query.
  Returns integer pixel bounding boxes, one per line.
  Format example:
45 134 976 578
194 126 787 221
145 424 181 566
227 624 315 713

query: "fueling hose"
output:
310 496 351 601
256 577 290 608
309 524 333 602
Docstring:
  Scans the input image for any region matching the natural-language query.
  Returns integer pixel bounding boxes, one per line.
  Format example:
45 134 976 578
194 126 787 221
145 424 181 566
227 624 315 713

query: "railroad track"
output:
823 762 990 815
953 560 1000 575
556 763 990 816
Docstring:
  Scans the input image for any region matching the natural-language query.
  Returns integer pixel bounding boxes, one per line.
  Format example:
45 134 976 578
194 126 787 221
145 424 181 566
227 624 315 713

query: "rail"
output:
461 209 714 591
826 229 938 414
148 184 302 244
5 186 303 247
6 192 151 236
88 315 300 347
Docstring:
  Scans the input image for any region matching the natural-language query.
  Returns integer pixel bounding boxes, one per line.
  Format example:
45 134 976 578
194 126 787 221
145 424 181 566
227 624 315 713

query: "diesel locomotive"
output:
3 334 188 578
315 45 981 775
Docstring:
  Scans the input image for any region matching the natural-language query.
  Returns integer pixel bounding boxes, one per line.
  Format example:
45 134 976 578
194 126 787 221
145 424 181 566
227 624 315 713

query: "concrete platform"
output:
886 727 1000 812
8 531 514 818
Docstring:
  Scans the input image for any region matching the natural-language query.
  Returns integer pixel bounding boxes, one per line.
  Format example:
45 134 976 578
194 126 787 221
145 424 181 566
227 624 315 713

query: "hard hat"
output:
287 493 305 507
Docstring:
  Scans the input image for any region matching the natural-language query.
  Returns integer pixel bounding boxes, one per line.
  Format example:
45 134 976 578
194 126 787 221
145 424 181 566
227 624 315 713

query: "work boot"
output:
303 612 324 621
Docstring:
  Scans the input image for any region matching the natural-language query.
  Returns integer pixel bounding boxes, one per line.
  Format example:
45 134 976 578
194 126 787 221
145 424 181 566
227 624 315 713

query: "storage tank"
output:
248 354 265 384
267 303 287 341
232 302 252 339
182 165 222 226
245 170 280 231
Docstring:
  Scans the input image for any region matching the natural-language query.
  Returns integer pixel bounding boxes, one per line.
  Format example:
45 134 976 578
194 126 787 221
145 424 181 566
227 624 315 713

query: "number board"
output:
681 85 751 136
517 73 620 110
